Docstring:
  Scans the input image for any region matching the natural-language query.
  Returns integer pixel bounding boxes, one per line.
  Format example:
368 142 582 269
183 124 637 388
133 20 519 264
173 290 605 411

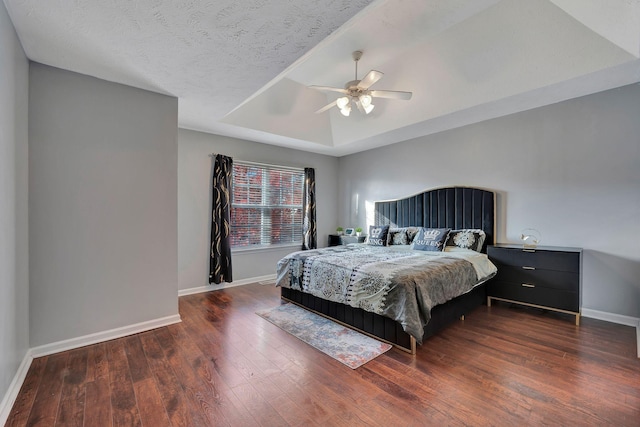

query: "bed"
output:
277 186 496 354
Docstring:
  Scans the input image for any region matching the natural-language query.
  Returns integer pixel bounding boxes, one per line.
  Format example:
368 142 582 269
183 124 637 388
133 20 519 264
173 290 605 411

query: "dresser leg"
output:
487 297 492 307
575 313 580 326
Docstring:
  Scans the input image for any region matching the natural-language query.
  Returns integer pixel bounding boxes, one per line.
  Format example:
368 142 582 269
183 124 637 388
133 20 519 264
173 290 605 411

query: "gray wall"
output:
0 0 29 408
29 64 179 347
338 84 640 318
178 128 339 289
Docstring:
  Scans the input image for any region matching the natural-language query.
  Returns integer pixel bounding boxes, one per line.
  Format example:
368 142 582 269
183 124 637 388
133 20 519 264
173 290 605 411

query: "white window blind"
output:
231 161 304 249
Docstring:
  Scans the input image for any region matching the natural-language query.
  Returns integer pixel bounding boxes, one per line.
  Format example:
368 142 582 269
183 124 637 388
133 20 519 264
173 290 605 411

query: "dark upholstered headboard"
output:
374 187 495 252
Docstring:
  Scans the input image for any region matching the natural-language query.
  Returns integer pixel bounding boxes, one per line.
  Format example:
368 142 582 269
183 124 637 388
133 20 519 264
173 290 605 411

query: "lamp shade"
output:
336 96 350 109
359 94 372 107
339 104 351 116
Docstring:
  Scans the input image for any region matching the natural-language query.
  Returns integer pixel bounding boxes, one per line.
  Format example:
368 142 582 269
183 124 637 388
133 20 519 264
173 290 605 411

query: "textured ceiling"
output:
4 0 640 156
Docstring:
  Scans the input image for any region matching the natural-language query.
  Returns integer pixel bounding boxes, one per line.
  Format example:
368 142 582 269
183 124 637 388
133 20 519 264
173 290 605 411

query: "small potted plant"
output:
336 226 344 236
355 227 363 237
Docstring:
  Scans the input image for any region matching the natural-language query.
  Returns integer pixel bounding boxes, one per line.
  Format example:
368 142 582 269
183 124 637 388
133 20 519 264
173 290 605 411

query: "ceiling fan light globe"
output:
340 105 351 116
336 96 350 109
359 94 372 108
363 104 374 114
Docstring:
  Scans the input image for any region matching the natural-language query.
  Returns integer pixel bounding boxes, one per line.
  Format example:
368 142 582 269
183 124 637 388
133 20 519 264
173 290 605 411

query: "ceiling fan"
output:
309 50 412 117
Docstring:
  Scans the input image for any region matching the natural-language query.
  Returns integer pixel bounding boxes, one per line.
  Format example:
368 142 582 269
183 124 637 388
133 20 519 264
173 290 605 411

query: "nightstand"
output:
487 244 582 325
328 234 366 246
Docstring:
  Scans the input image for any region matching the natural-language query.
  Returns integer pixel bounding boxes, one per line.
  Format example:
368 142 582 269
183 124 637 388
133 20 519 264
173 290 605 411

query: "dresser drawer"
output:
488 281 579 312
488 247 580 273
493 265 579 292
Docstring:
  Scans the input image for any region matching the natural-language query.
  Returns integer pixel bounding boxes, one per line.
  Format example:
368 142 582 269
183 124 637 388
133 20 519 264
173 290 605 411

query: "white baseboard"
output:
0 350 34 426
581 308 639 327
178 274 276 296
582 308 640 358
30 314 182 358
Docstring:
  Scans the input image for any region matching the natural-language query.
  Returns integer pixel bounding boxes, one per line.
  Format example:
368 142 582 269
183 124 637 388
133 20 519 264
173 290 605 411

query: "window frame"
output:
230 160 305 251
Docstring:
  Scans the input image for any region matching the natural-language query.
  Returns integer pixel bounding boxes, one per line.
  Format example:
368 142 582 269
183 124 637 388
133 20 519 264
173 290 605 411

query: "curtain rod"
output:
209 154 304 172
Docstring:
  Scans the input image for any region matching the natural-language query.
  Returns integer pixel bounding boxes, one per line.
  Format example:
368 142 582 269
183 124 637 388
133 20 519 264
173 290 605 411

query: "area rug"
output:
256 303 392 369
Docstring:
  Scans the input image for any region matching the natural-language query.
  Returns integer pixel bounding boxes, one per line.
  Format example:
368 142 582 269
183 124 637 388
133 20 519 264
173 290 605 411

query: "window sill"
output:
231 243 301 255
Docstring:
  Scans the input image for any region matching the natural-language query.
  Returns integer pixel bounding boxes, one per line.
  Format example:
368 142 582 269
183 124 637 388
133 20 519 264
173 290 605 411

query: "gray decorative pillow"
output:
387 228 409 245
446 229 486 252
412 228 450 252
368 225 390 246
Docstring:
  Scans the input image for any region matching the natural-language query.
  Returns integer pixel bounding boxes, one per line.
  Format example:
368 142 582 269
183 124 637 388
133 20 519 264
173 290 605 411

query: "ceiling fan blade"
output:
315 100 338 114
357 70 383 90
370 90 413 100
308 85 348 94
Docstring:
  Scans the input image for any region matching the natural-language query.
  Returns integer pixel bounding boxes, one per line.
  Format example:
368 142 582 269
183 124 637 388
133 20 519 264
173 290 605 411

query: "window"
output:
231 161 304 249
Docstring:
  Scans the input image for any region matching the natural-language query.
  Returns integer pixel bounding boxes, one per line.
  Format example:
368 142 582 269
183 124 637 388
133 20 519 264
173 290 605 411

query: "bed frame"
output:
281 186 496 354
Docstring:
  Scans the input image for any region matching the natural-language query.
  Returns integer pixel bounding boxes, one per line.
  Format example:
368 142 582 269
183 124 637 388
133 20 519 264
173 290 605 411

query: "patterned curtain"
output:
302 167 317 250
210 154 233 284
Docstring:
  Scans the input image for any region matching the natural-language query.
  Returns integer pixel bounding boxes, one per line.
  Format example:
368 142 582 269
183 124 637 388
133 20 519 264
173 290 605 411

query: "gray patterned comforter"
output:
276 244 496 344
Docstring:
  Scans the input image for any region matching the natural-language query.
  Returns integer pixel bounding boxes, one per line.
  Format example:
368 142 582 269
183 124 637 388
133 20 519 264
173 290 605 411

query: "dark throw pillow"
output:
446 229 486 252
412 228 450 252
387 228 409 245
368 225 390 246
405 227 420 243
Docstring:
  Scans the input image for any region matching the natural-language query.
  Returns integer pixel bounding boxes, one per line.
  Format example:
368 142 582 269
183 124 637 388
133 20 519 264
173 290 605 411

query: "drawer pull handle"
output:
523 249 536 253
522 266 535 270
521 283 536 288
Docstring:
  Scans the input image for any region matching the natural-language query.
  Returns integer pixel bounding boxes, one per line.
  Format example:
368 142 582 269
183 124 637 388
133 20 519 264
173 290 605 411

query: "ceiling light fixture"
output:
358 94 374 114
336 96 350 109
309 50 412 117
336 96 352 116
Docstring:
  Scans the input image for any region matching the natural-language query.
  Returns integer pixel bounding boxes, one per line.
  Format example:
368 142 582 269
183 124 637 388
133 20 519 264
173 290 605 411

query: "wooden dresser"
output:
487 244 582 325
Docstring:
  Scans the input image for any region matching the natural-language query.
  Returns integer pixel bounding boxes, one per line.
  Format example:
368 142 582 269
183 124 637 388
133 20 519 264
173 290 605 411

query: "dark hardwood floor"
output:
6 283 640 426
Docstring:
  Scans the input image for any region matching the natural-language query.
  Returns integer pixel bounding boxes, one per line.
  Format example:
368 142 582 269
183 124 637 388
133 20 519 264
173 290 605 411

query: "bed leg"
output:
410 337 416 355
460 315 465 321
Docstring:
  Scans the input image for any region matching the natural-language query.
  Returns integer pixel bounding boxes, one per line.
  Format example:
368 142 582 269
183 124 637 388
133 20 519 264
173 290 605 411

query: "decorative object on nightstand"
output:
520 228 541 248
355 227 363 237
336 227 344 236
487 244 582 325
344 227 355 236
